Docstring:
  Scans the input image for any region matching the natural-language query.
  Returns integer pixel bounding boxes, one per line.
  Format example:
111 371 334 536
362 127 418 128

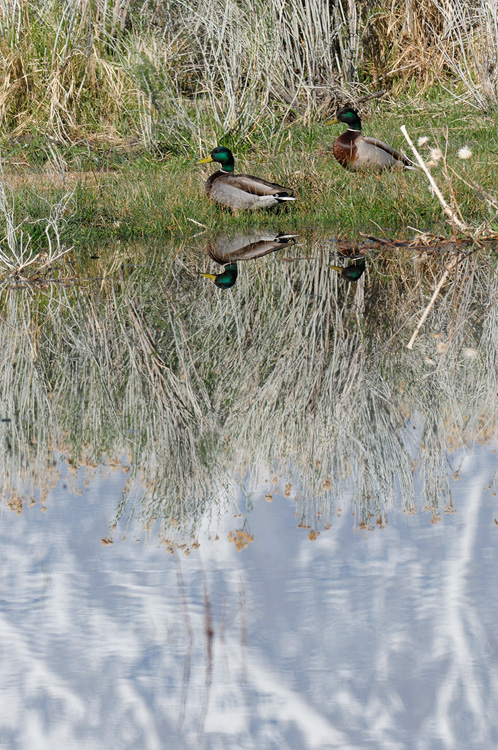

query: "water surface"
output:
0 231 497 749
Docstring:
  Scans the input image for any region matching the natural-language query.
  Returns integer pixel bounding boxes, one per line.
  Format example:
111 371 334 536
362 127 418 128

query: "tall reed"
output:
0 1 497 152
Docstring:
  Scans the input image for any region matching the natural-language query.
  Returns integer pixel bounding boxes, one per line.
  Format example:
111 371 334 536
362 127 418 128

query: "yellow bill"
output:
197 155 214 164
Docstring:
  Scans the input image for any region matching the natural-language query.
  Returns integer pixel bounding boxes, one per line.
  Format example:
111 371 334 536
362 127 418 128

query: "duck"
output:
327 107 415 172
206 231 298 265
197 146 297 210
200 263 238 289
200 232 297 290
330 258 366 282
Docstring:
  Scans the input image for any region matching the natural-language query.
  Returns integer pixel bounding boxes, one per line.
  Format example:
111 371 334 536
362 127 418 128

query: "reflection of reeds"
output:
0 233 495 540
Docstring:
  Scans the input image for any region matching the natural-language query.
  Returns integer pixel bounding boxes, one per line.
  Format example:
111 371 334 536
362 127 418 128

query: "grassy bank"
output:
1 98 497 253
1 1 498 253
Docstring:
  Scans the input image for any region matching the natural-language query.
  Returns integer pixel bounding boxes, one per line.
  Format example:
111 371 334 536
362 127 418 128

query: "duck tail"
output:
276 233 298 241
403 157 418 170
275 192 297 202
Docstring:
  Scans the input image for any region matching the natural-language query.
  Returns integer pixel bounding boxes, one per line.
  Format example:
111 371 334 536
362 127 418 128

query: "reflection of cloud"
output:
432 471 488 746
1 452 498 748
228 655 349 748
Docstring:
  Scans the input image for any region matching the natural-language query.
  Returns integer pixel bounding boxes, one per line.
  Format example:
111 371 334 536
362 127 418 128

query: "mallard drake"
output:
330 258 366 282
200 232 297 289
207 231 298 265
197 146 297 210
327 107 415 172
200 263 238 289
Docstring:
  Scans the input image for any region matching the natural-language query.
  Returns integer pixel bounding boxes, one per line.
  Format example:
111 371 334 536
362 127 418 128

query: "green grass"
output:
2 99 497 253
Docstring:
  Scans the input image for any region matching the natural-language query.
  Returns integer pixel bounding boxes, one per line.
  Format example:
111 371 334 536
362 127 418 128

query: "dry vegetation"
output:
0 0 497 153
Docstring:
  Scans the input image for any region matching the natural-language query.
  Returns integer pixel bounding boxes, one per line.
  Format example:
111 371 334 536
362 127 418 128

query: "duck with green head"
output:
197 146 297 210
200 231 297 290
328 107 415 172
330 258 366 282
200 263 238 289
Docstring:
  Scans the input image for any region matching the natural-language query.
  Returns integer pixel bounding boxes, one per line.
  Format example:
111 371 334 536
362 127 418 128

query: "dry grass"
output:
0 0 497 154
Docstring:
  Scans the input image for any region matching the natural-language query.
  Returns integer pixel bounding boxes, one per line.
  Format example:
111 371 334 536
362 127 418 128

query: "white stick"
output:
400 125 469 233
406 255 459 350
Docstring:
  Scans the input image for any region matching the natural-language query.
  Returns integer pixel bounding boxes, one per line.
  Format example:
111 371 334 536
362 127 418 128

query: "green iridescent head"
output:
197 146 235 172
330 258 365 282
328 107 362 131
200 263 238 289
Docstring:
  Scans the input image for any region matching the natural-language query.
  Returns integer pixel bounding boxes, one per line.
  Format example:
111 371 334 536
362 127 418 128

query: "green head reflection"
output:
330 258 365 282
200 263 238 289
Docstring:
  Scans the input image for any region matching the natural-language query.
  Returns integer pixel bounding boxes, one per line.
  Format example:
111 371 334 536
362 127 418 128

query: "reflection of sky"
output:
1 447 498 750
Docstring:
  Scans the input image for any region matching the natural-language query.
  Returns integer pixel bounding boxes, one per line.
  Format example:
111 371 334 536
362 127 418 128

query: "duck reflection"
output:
200 231 297 289
200 263 238 289
330 257 366 282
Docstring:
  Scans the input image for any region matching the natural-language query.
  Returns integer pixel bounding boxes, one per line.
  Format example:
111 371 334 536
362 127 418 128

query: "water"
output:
1 447 497 749
0 232 497 749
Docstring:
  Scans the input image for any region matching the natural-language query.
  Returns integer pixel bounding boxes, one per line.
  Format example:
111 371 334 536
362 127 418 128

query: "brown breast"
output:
332 131 359 169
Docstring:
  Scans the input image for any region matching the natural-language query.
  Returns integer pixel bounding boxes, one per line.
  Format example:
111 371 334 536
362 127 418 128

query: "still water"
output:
0 231 497 749
1 450 498 749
